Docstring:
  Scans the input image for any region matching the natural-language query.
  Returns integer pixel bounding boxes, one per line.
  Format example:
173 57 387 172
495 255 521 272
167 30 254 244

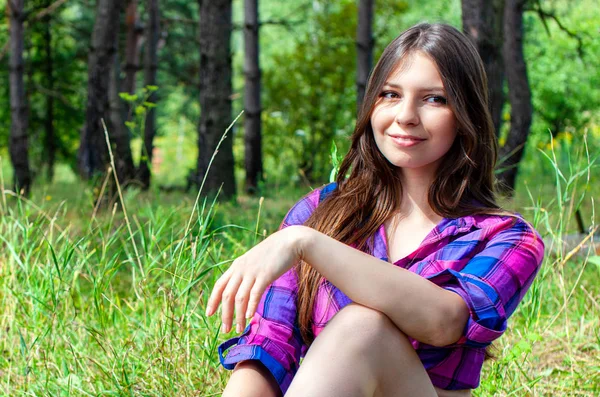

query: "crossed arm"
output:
205 225 469 347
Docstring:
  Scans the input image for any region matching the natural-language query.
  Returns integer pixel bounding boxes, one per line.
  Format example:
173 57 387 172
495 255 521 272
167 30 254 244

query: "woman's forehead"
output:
384 52 444 89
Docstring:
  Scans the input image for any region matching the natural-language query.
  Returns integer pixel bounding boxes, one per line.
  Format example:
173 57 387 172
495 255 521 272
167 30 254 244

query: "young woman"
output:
205 22 544 397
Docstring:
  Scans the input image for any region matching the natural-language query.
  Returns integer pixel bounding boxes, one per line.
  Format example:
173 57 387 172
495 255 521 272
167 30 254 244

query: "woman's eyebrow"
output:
383 82 446 92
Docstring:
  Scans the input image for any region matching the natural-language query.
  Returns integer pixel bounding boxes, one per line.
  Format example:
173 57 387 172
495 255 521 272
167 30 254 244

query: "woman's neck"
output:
397 168 440 224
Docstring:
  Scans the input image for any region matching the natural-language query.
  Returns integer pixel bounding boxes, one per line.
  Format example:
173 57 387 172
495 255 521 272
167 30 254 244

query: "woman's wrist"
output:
283 225 314 263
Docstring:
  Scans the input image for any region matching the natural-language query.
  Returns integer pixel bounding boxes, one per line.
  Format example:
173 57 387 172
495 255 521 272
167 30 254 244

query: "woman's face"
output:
370 52 457 177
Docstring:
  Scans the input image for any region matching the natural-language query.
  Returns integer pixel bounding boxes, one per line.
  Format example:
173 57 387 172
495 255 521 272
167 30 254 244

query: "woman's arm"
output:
207 225 467 347
222 361 282 397
295 226 469 346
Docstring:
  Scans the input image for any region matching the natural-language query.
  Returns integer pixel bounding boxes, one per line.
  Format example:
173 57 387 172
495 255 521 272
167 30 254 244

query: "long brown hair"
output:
296 22 501 346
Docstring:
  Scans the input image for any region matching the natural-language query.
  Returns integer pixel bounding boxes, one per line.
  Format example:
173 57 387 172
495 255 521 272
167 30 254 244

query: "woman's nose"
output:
394 100 419 126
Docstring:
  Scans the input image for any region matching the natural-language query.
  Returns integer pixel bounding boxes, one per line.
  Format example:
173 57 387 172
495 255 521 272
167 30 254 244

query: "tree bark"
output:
193 0 236 199
108 41 136 184
243 0 262 194
43 1 56 182
8 0 32 195
356 0 374 110
462 0 505 136
497 0 532 194
123 0 142 95
138 0 160 189
78 0 124 180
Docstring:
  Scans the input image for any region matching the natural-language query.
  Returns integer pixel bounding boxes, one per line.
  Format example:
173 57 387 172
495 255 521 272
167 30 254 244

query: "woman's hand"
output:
205 225 309 334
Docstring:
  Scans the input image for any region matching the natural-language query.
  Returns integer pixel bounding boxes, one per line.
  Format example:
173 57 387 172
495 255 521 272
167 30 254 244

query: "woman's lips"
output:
389 135 426 148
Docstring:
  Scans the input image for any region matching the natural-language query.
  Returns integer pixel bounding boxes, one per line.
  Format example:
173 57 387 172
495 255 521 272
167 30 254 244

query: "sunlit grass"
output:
478 132 600 396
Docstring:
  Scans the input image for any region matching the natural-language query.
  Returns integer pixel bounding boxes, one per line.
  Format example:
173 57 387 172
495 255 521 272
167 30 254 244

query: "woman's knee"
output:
323 303 406 349
327 305 437 397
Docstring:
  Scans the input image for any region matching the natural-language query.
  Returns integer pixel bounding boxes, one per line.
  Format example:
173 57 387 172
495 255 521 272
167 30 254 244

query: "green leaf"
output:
588 256 600 269
329 140 342 183
526 332 543 342
17 327 28 357
118 93 138 103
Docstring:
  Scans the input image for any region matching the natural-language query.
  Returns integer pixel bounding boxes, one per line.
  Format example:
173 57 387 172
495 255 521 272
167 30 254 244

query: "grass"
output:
0 132 599 396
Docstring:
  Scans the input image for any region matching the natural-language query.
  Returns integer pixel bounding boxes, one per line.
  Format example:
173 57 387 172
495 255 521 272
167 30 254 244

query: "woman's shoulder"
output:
460 212 544 257
318 181 338 201
281 182 338 228
467 212 539 233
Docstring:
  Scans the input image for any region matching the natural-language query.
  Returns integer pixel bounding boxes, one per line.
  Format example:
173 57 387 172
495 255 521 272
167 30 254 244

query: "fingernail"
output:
236 324 242 333
245 311 251 318
221 323 226 333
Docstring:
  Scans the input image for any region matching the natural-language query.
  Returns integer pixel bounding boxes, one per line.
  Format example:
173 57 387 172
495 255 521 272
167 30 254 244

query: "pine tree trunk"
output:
78 0 123 180
497 0 532 194
462 0 505 136
193 0 236 199
138 0 160 189
8 0 31 195
123 0 142 95
356 0 374 110
243 0 262 194
43 3 56 182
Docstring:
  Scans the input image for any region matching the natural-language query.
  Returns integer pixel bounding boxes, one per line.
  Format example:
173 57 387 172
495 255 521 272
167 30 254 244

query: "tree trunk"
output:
78 0 122 180
356 0 374 110
8 0 32 195
462 0 505 136
193 0 236 199
108 42 135 184
123 0 142 95
43 2 56 182
497 0 532 194
243 0 262 194
138 0 160 190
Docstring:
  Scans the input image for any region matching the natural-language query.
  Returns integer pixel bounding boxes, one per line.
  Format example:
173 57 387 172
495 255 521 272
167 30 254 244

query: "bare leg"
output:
285 303 438 397
222 361 282 397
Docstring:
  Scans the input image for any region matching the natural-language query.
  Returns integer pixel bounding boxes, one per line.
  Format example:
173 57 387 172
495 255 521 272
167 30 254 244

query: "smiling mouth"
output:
389 135 426 147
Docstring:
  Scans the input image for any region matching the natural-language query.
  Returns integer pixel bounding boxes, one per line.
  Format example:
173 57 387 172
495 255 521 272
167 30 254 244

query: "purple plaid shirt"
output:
218 183 545 393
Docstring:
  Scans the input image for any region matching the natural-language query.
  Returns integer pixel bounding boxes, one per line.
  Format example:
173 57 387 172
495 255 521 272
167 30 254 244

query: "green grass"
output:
0 133 599 396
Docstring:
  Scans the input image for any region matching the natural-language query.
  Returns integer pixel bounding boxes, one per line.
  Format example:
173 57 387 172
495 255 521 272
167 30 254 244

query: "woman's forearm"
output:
294 225 469 346
205 223 468 346
222 361 282 397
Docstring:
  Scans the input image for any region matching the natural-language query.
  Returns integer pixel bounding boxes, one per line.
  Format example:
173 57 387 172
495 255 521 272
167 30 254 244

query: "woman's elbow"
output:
428 298 470 347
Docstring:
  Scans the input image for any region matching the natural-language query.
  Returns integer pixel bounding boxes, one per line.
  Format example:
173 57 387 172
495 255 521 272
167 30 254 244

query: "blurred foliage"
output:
525 0 600 141
0 0 598 190
261 0 358 183
0 0 92 179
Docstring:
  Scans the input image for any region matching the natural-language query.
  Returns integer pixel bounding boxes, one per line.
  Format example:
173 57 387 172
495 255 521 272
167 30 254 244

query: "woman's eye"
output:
426 95 448 105
380 91 399 99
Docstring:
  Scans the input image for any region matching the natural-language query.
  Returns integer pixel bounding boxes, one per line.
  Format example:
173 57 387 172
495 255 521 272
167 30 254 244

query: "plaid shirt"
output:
218 183 544 393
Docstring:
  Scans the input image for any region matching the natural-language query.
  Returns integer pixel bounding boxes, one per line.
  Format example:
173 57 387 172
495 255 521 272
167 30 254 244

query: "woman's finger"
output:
234 277 256 333
220 273 244 333
205 267 233 317
245 277 268 320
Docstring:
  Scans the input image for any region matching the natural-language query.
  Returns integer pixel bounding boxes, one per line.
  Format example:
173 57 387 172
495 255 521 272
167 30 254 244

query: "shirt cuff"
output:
219 337 293 395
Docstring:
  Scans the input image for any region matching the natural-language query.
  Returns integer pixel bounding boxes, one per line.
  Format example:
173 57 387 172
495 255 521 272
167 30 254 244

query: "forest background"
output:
0 0 599 395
